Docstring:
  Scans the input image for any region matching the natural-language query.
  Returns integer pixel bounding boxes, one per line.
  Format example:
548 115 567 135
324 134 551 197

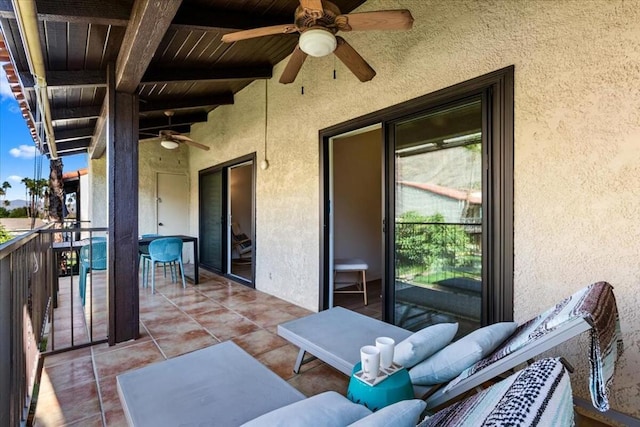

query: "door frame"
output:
319 66 514 324
199 153 256 286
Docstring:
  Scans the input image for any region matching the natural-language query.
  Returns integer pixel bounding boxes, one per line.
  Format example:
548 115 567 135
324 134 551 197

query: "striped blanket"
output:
419 358 574 426
445 281 623 412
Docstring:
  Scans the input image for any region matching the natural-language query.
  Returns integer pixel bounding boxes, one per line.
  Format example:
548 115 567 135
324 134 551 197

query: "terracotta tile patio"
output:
33 269 350 426
32 268 610 426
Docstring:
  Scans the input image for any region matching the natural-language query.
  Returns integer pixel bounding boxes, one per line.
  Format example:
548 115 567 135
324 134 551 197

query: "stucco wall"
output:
88 157 107 228
138 140 190 235
187 0 640 417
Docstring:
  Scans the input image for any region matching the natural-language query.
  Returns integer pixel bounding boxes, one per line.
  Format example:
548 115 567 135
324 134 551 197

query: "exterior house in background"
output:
1 0 638 424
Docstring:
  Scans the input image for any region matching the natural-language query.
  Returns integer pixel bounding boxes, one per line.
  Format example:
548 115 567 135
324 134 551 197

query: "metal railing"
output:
0 225 109 426
0 224 54 427
39 227 109 353
395 221 481 280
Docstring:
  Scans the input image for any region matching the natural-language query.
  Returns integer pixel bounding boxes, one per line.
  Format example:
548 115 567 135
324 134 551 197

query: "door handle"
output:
158 223 164 226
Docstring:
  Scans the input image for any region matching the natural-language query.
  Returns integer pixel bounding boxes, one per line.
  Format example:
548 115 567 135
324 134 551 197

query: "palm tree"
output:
21 177 48 221
0 181 9 206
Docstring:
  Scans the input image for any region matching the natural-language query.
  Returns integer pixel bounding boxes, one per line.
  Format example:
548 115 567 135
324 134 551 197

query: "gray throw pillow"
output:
393 323 458 368
409 322 517 385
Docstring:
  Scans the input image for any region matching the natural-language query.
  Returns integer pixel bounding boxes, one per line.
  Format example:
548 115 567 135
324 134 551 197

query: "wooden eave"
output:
0 0 368 157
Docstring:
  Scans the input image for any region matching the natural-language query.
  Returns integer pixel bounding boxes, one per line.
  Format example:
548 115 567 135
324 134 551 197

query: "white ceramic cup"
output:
360 345 380 380
376 337 395 369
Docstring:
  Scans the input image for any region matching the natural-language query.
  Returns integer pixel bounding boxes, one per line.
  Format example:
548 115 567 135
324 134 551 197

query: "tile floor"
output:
33 268 611 427
34 269 343 426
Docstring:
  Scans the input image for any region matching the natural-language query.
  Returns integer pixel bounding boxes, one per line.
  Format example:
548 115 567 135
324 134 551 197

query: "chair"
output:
79 241 107 305
139 234 160 285
278 281 622 412
231 222 252 261
334 258 369 305
418 358 574 426
146 237 185 293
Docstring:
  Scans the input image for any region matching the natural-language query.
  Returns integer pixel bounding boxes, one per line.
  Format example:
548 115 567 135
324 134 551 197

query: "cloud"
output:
0 64 13 99
9 144 37 159
8 175 22 182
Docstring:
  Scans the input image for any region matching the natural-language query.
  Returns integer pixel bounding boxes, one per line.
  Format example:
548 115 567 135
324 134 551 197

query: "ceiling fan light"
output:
299 29 337 57
160 139 179 150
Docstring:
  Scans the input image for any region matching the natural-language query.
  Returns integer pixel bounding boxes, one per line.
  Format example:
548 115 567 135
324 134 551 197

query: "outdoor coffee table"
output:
116 341 304 426
277 306 412 376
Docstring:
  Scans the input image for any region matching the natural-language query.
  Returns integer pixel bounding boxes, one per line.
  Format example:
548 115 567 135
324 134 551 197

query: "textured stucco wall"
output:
88 157 107 228
138 140 190 235
188 0 640 416
88 141 189 234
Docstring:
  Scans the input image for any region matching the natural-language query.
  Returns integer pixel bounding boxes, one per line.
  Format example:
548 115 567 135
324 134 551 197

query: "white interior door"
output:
157 173 191 262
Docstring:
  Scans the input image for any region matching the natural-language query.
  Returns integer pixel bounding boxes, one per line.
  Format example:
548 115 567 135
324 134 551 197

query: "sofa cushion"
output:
393 323 458 368
348 399 427 427
409 322 518 385
240 391 372 427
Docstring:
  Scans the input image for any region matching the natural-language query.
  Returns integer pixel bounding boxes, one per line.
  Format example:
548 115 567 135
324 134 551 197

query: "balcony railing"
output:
0 224 108 426
395 220 481 281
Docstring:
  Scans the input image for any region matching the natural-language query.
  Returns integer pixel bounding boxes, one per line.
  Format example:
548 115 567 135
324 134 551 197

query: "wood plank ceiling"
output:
0 0 366 157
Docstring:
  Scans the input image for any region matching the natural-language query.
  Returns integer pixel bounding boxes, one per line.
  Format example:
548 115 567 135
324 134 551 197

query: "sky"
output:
0 64 87 201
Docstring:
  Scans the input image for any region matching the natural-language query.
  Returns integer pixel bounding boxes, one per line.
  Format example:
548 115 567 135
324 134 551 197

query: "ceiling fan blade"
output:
333 37 376 82
182 139 210 151
170 133 194 142
338 10 414 31
279 46 308 84
221 24 298 43
299 0 323 14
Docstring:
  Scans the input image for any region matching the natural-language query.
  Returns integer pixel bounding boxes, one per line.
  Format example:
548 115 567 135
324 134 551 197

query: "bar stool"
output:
334 258 369 305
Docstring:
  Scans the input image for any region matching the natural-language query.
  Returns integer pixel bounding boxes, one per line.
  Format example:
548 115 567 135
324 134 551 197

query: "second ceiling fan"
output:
221 0 414 84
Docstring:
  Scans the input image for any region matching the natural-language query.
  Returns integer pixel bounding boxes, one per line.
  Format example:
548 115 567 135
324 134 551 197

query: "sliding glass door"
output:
392 98 483 336
321 67 513 328
200 170 224 272
199 154 256 286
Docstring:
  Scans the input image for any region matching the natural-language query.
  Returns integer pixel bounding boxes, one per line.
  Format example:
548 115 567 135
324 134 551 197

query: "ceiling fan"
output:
141 111 210 151
221 0 414 84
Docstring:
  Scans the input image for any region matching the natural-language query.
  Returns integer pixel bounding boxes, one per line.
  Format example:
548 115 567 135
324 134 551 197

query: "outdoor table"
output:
117 341 304 426
347 362 413 411
138 235 199 284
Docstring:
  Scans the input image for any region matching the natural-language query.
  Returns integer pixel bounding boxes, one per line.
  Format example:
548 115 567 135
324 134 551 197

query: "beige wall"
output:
138 140 190 236
333 129 382 280
186 0 639 417
88 157 107 228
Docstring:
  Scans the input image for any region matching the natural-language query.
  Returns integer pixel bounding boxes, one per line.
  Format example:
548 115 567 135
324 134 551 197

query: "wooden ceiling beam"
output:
139 124 190 140
49 138 92 151
171 5 293 32
142 66 272 85
0 1 292 32
21 66 271 90
20 70 106 90
139 111 207 131
115 0 182 93
54 126 95 142
139 93 233 113
0 0 130 26
51 105 102 122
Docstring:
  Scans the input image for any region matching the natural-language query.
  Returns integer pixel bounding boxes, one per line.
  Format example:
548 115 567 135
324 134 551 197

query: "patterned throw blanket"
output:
419 358 574 426
445 281 623 412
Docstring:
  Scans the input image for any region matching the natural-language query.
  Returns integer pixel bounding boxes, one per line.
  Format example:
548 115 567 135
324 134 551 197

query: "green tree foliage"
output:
0 207 9 218
21 178 48 218
0 224 12 244
9 207 28 218
395 211 472 273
